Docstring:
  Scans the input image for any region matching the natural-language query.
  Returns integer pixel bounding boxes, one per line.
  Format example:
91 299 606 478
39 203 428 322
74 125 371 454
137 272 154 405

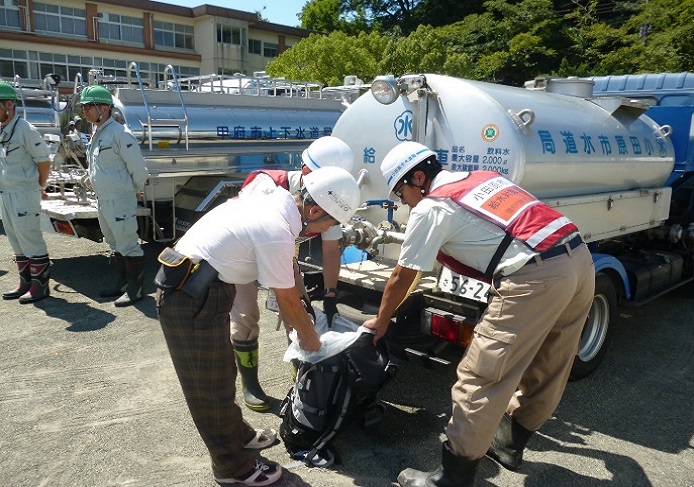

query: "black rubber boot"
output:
233 339 270 412
486 413 535 471
3 255 31 300
114 256 145 307
19 255 51 304
100 252 127 297
398 441 480 487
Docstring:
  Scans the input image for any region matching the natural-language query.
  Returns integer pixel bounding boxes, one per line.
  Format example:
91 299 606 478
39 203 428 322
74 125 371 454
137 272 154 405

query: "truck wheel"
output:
569 272 616 380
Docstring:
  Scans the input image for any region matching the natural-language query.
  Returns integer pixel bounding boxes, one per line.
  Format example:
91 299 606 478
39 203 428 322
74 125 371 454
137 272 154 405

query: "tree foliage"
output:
300 0 371 35
266 31 389 86
281 0 694 87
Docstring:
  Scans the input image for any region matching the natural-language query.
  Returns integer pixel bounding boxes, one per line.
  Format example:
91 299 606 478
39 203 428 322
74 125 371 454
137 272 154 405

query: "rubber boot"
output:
486 413 535 471
398 441 480 487
100 253 127 297
19 255 51 304
114 256 145 307
287 335 300 381
3 255 31 300
233 339 270 412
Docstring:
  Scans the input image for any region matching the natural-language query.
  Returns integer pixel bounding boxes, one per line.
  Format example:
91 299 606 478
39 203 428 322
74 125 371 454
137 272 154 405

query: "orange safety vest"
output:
427 171 578 280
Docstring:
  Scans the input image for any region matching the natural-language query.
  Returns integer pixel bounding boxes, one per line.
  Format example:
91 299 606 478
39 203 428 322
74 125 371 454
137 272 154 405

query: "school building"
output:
0 0 312 86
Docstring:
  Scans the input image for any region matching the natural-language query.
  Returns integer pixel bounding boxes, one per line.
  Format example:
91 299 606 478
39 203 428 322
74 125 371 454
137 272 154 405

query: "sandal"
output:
244 428 277 449
215 460 282 486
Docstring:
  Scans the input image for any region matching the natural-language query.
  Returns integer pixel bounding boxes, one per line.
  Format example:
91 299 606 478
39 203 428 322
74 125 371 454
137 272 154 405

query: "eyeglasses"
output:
81 103 97 110
393 180 406 198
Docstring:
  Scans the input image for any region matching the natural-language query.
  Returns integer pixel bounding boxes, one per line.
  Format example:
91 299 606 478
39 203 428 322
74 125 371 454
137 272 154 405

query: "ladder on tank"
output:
11 74 61 128
126 62 189 151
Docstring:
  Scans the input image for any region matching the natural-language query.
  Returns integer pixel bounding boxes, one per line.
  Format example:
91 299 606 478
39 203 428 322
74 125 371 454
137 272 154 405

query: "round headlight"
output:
370 75 399 105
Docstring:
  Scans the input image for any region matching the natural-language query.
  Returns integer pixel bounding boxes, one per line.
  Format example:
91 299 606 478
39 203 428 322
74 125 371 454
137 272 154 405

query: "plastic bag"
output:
284 309 373 364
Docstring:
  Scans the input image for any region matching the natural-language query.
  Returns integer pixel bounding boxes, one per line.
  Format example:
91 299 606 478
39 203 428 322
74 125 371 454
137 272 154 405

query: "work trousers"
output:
157 281 256 479
230 259 307 342
446 243 595 460
230 282 261 342
0 190 48 257
96 194 143 257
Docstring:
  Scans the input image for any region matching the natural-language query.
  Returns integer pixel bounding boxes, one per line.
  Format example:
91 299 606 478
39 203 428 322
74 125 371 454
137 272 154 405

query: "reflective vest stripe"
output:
524 216 574 248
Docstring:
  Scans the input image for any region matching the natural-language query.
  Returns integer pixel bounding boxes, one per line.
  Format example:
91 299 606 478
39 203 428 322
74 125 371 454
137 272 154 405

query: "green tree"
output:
433 0 564 85
354 0 420 33
557 0 628 76
300 0 372 34
677 0 694 71
255 7 269 23
300 0 434 35
615 0 687 73
279 0 691 87
266 31 390 86
411 0 485 29
381 24 474 77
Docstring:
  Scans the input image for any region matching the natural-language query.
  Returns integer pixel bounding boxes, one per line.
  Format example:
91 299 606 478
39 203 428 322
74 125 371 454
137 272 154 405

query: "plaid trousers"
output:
157 281 257 479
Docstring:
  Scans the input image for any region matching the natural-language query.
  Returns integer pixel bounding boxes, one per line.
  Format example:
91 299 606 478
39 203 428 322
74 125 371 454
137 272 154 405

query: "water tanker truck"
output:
319 72 694 379
5 65 359 243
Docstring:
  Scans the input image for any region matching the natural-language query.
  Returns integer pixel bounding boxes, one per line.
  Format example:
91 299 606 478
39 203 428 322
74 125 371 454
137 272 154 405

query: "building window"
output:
154 21 194 50
33 3 86 37
149 63 199 84
248 39 262 55
0 1 21 30
263 43 278 58
0 47 200 86
38 51 68 82
217 24 243 46
0 48 28 78
99 13 143 44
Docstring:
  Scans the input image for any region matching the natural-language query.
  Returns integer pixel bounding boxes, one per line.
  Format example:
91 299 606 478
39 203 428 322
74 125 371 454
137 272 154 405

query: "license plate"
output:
265 289 279 312
438 267 490 303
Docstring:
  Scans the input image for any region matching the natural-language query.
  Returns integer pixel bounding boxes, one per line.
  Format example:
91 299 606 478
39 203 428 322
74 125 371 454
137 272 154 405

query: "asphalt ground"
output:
1 229 693 487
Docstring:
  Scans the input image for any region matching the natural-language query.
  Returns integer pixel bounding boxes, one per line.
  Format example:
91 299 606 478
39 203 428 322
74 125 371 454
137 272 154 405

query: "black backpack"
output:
279 332 397 466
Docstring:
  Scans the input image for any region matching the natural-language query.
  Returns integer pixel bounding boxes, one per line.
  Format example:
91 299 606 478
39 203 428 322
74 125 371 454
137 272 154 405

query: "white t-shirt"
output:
398 171 536 276
242 170 342 241
175 187 301 288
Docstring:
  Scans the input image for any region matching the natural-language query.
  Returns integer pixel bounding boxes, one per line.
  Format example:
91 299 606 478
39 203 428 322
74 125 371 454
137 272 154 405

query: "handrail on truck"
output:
126 62 190 151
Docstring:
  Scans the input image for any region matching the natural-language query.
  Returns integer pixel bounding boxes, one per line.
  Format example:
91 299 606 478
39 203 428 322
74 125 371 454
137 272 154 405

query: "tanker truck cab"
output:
328 72 694 380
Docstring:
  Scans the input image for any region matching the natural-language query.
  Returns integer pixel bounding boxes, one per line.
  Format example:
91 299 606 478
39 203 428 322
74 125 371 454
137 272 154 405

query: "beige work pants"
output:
446 243 595 460
230 282 261 342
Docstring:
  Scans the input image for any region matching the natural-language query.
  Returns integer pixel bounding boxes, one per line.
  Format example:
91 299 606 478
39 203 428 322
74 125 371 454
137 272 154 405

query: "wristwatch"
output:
324 287 338 296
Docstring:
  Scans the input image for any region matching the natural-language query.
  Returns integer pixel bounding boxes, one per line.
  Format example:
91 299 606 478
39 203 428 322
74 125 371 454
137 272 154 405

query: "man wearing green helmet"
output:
0 80 52 303
79 85 149 307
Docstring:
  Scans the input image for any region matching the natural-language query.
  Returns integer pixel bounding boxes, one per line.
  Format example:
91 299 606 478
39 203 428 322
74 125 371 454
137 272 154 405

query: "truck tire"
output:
569 272 616 380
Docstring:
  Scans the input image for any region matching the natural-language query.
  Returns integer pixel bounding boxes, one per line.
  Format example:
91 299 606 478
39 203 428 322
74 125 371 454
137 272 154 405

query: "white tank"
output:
334 74 675 217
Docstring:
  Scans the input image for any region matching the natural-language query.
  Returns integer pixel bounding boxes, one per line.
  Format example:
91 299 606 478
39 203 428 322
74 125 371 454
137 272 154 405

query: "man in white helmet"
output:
155 166 360 487
231 135 355 412
365 141 594 487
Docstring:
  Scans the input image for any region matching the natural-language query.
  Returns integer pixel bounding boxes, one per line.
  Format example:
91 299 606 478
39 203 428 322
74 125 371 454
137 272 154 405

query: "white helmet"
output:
303 166 360 224
380 141 437 191
302 136 354 173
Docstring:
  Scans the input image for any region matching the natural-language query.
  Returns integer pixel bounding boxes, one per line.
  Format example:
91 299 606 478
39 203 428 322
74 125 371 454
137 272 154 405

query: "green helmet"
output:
0 81 17 101
79 85 112 105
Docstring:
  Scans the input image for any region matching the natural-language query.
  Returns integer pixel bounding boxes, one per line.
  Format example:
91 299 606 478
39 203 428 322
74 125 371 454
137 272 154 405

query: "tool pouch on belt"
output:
154 247 194 290
180 259 218 300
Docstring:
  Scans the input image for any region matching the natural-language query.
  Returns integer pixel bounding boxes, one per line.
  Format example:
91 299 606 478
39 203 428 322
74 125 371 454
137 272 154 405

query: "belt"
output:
526 234 583 265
